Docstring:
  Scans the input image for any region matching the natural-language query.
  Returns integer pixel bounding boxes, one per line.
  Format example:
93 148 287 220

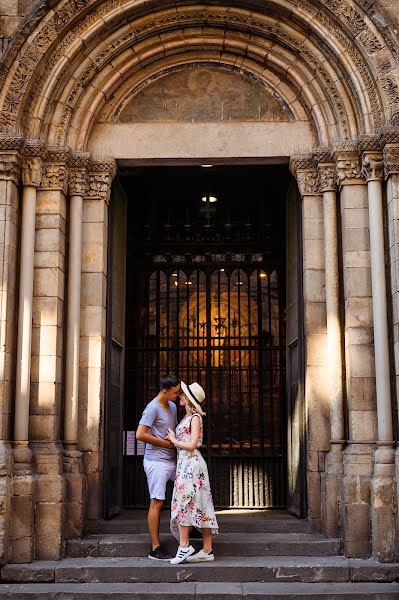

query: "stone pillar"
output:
315 148 345 539
0 137 22 565
381 127 399 562
360 136 396 562
12 140 44 563
336 142 377 559
79 159 115 532
30 146 69 560
290 155 329 531
64 153 89 539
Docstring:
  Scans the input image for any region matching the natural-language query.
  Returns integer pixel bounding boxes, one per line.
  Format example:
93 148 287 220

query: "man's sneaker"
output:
148 546 172 560
170 544 195 564
186 549 215 562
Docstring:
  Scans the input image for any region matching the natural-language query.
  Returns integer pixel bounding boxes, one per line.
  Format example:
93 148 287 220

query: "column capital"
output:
0 152 21 185
314 148 337 193
334 142 364 186
380 126 399 178
87 157 117 203
362 152 384 183
41 146 71 194
21 139 46 188
68 152 90 196
289 153 319 196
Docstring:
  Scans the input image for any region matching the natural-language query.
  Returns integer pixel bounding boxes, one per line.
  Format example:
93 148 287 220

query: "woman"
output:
166 381 218 565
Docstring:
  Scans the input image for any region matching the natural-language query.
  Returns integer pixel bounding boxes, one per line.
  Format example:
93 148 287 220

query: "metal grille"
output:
122 165 288 509
124 257 286 508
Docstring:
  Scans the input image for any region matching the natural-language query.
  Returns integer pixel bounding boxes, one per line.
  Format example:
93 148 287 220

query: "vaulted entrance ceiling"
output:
0 0 398 149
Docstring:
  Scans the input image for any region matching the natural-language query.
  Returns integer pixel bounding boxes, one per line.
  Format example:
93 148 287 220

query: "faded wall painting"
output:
118 67 291 123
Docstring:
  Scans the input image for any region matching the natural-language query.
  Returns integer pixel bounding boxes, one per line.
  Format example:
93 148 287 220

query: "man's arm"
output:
136 424 174 449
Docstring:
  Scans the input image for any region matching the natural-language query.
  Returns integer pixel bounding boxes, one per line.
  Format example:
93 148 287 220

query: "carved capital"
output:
87 158 117 203
334 143 363 185
21 157 43 187
318 163 337 192
41 163 68 193
68 151 90 196
0 152 20 184
290 154 319 196
380 127 399 178
384 146 399 178
69 169 88 196
362 151 384 182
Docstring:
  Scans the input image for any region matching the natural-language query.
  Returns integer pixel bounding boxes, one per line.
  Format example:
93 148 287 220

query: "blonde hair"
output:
184 394 201 416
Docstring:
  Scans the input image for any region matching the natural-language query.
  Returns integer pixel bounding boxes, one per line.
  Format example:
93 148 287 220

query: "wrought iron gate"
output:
123 170 287 508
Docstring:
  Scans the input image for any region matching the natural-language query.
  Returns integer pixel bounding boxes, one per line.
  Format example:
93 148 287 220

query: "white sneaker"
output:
186 549 215 562
170 545 195 564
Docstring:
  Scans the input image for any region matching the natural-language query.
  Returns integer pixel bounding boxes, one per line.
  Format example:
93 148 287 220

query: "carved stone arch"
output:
0 0 398 143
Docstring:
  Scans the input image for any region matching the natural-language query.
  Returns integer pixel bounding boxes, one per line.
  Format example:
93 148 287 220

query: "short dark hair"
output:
160 374 179 390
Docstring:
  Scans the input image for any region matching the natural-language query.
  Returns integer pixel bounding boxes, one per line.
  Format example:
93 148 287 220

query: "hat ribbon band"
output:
187 384 200 405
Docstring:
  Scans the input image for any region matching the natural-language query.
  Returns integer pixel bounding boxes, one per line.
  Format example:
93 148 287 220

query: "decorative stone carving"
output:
0 154 20 184
41 164 68 193
334 143 363 185
318 164 337 193
87 158 117 203
290 154 319 196
21 157 43 188
40 146 71 193
362 152 384 182
383 147 399 178
380 126 399 178
68 151 90 196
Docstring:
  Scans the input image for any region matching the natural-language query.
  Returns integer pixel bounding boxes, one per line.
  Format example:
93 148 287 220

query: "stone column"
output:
79 159 116 532
360 137 395 562
64 153 89 539
315 148 345 539
30 146 69 560
290 155 329 531
12 140 44 563
336 142 377 558
0 136 22 565
381 127 399 562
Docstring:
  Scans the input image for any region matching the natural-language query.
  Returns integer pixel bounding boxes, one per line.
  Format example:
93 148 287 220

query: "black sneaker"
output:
148 546 172 561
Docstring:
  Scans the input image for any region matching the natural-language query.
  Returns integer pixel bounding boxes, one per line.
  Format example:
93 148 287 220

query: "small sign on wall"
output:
123 431 145 456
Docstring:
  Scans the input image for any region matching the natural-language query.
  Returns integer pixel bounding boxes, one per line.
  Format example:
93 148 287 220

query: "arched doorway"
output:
1 0 398 563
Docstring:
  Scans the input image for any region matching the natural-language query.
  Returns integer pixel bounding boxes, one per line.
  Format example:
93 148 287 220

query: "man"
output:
136 374 181 560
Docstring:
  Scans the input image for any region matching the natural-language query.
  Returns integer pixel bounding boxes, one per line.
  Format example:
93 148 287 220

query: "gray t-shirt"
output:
139 398 177 462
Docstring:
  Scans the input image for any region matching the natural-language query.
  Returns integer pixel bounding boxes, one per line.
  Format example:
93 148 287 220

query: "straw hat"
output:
181 381 206 416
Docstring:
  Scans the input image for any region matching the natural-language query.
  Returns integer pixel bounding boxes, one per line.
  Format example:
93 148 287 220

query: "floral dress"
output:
170 413 219 539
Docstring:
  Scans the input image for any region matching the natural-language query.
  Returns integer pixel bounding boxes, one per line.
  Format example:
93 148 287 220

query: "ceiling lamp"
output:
201 194 218 203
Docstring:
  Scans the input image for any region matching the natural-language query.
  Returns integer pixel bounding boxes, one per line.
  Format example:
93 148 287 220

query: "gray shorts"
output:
143 458 176 500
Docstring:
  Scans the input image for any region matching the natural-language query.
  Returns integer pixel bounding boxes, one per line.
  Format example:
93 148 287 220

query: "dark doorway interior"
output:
119 164 292 509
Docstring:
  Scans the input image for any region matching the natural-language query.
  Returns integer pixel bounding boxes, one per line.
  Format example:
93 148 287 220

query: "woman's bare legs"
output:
202 528 212 553
178 525 190 547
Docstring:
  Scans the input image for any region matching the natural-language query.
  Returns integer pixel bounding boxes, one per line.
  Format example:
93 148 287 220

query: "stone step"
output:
2 556 399 584
0 582 399 599
66 533 341 558
98 513 313 535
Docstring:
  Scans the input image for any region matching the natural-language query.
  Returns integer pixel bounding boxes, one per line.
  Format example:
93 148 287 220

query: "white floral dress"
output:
170 413 219 539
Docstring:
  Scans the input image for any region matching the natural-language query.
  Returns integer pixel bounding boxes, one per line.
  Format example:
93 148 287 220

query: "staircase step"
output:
66 533 341 558
98 512 312 535
2 556 399 584
0 582 398 599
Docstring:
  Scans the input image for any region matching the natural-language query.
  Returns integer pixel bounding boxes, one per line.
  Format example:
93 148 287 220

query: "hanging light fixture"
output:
201 193 218 203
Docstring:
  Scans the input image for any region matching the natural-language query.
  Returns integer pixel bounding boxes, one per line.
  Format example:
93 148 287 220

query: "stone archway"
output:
0 0 399 565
